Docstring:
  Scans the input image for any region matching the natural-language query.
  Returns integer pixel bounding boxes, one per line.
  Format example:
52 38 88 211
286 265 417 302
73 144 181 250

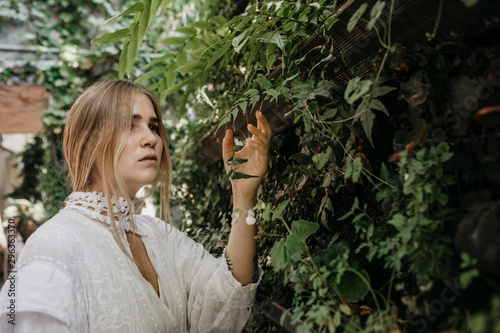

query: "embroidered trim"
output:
63 191 136 232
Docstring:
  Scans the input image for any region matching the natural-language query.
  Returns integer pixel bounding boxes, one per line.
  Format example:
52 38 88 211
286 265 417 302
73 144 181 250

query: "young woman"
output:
0 79 271 332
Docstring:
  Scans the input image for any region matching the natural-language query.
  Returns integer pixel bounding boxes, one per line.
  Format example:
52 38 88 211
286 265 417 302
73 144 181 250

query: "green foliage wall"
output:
94 0 500 331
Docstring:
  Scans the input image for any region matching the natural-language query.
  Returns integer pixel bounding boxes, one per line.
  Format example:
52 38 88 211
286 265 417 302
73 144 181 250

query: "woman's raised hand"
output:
222 111 272 201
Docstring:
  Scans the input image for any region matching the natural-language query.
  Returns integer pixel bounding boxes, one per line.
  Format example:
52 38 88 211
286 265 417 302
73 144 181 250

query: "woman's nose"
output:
140 127 157 148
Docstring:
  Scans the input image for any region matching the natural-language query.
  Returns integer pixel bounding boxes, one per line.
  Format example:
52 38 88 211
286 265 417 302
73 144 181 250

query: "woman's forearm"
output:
226 195 257 285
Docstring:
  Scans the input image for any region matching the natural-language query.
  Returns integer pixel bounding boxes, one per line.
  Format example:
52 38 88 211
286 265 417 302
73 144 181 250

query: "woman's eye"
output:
149 124 160 133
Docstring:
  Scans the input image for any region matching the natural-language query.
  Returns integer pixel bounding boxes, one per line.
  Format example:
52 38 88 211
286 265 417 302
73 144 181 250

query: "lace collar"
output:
64 191 139 233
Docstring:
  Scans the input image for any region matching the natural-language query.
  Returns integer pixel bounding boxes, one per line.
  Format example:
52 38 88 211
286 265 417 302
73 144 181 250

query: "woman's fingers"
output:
256 111 272 139
247 124 269 148
222 129 234 163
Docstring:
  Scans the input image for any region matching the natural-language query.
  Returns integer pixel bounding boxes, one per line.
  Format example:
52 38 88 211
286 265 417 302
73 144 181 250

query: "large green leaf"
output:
270 234 304 270
332 268 370 303
291 220 319 242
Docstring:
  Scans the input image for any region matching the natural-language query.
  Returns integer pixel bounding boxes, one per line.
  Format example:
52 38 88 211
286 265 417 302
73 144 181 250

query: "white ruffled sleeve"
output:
172 228 262 333
0 262 85 333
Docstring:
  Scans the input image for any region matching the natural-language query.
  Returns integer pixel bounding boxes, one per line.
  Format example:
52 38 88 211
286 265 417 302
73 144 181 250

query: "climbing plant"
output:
94 0 500 331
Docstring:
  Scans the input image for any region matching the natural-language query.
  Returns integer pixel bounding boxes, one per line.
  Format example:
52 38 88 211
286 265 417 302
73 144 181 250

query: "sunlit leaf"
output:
93 28 130 44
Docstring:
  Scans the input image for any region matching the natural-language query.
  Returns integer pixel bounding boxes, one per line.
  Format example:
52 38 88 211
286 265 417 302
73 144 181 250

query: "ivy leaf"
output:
209 15 227 28
255 77 272 89
261 32 286 51
272 199 290 221
362 110 375 147
371 85 395 98
312 147 332 170
250 95 260 109
291 220 319 242
332 269 370 302
205 40 232 73
232 157 248 166
270 234 304 270
143 54 175 69
175 27 198 37
190 20 210 30
263 204 271 221
118 41 129 79
369 98 389 116
93 28 130 44
231 172 258 180
339 304 352 316
126 25 139 77
232 30 249 54
367 1 386 31
347 3 368 32
176 62 204 74
216 114 232 132
345 157 363 183
345 78 372 104
291 153 312 164
166 64 176 88
160 76 196 97
176 49 188 67
135 65 168 84
158 37 185 46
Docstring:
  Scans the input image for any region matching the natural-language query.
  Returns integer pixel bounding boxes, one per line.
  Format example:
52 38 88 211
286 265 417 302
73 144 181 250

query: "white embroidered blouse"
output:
0 192 260 332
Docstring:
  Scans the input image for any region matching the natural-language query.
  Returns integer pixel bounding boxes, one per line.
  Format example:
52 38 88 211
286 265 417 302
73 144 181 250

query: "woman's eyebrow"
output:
132 114 159 123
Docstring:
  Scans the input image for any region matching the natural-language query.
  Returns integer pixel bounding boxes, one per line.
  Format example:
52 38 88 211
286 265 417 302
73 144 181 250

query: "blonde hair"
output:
63 78 172 251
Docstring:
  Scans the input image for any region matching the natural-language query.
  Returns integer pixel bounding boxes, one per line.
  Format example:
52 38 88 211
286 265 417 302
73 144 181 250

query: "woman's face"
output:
116 94 163 195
